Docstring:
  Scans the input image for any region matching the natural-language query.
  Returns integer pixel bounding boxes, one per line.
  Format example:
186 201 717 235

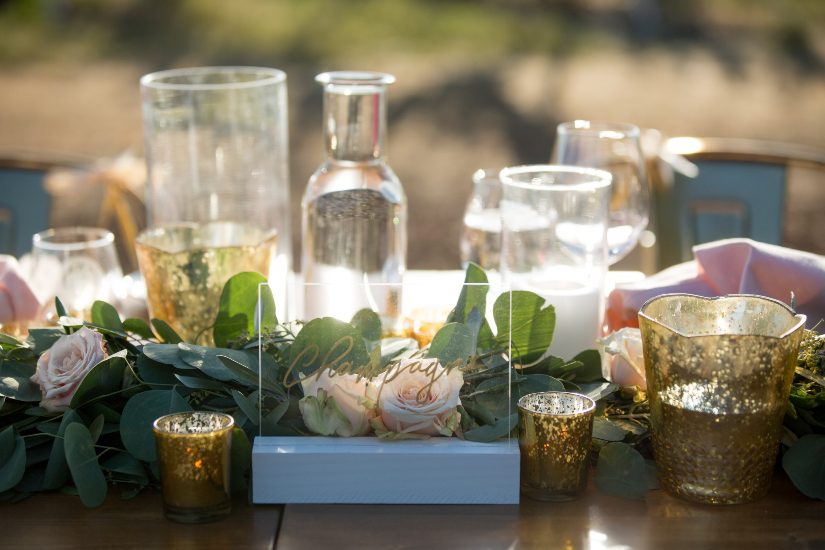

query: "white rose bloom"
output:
598 327 647 390
300 369 375 437
374 357 463 436
30 326 107 413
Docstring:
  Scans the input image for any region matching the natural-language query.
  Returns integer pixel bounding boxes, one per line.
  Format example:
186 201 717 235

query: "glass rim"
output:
557 120 640 139
315 71 396 87
472 168 502 185
33 227 114 252
140 66 287 91
499 164 612 192
152 411 235 437
638 292 807 341
517 391 597 417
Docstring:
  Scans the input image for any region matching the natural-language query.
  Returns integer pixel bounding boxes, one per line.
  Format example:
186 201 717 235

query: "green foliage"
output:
2 262 822 508
64 423 107 507
783 435 825 500
594 442 658 500
213 272 276 348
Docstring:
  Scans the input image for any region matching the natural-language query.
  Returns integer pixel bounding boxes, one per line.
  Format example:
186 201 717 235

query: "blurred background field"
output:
0 0 823 269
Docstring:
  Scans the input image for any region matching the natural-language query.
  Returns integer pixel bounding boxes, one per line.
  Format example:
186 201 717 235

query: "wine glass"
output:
459 169 502 271
551 121 649 265
30 227 123 320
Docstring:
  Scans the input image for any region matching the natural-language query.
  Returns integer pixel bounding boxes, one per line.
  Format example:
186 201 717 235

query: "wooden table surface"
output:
4 474 823 549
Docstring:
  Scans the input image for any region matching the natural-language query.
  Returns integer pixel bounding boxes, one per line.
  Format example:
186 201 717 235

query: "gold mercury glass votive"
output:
153 411 235 523
639 294 806 505
518 391 596 501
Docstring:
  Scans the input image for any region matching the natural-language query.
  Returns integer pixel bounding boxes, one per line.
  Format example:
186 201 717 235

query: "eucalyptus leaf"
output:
782 434 825 500
27 327 64 355
103 452 148 485
0 333 27 349
213 272 276 348
594 442 654 500
231 390 260 426
0 424 14 465
447 263 489 325
70 351 129 408
91 301 125 335
230 428 251 493
120 389 191 462
0 430 26 492
88 414 105 443
55 297 68 319
142 343 194 369
178 343 253 381
463 413 517 442
0 361 40 402
288 317 370 381
43 410 80 490
151 319 183 344
351 309 382 342
174 373 227 391
123 318 154 340
427 322 475 366
579 381 619 402
260 399 291 435
494 291 555 364
593 417 629 442
569 349 604 382
64 422 107 507
136 353 181 386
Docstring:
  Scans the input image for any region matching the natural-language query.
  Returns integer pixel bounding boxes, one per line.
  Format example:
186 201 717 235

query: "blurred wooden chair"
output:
0 158 55 256
652 137 825 269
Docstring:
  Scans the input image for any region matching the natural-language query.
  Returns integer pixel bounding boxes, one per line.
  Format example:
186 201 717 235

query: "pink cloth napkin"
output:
606 238 825 331
0 255 42 325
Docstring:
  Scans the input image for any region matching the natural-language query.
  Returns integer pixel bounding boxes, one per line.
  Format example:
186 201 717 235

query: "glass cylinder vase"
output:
138 67 290 344
499 165 612 360
301 72 406 326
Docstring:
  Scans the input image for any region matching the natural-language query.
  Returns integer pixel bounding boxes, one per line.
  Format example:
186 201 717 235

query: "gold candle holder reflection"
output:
639 294 806 505
518 391 596 501
153 411 234 523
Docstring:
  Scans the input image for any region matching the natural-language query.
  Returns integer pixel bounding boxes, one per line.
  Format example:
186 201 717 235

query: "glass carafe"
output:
301 72 406 325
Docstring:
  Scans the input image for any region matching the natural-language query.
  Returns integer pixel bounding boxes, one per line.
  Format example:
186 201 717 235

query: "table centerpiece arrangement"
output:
0 263 822 507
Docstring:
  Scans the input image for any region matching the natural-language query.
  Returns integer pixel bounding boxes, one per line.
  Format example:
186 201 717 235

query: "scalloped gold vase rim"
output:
638 293 806 340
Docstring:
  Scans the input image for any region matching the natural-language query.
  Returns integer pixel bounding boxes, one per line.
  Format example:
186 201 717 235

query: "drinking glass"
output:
500 165 612 360
139 67 290 343
31 227 123 320
460 168 502 271
551 121 649 264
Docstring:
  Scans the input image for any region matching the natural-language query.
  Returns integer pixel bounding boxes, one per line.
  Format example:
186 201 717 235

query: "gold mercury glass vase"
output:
638 293 806 505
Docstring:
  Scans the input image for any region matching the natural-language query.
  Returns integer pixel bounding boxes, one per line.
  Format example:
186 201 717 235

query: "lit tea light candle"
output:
153 411 234 523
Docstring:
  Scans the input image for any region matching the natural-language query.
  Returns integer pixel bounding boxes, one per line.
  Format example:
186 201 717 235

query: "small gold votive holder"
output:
153 411 234 523
518 391 596 501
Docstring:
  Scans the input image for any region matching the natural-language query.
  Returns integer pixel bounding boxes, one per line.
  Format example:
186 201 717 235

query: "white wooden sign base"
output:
252 436 520 504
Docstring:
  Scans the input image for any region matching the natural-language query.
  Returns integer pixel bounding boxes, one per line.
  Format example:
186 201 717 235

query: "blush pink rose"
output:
30 326 107 412
0 255 41 324
373 358 463 436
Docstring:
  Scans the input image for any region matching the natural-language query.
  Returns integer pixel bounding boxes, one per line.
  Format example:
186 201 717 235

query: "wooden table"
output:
5 474 823 549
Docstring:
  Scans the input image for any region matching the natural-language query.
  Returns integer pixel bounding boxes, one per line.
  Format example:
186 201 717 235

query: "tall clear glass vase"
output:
301 72 406 326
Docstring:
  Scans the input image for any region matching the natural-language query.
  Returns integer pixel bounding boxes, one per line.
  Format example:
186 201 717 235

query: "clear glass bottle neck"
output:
323 87 387 163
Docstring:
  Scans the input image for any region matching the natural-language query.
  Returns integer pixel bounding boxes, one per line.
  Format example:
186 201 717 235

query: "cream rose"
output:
373 358 463 436
300 369 375 437
598 328 646 390
30 326 107 412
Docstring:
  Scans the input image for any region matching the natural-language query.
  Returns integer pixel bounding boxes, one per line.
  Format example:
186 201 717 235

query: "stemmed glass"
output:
551 121 649 265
